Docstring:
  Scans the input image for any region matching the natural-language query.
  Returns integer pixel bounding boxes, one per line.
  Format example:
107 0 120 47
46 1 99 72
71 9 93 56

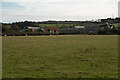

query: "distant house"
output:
20 26 41 32
44 26 59 34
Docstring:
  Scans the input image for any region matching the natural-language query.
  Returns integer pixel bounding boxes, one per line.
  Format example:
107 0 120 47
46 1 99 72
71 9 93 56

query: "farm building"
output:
44 26 59 34
74 26 86 33
20 26 42 32
60 26 86 34
74 26 85 29
60 25 103 34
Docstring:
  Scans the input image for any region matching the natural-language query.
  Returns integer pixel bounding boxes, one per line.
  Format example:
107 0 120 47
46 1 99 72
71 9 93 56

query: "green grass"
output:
38 24 74 28
2 35 118 78
113 23 120 27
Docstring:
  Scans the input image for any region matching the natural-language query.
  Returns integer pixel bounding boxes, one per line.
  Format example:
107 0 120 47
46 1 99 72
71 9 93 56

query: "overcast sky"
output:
1 0 120 23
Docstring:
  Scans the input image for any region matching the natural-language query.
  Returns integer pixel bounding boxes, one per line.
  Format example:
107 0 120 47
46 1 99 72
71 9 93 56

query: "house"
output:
41 28 49 34
44 26 59 34
20 26 41 32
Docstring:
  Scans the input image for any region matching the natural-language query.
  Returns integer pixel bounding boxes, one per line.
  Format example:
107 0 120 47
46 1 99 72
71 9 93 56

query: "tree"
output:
111 27 117 34
11 24 19 31
2 25 10 32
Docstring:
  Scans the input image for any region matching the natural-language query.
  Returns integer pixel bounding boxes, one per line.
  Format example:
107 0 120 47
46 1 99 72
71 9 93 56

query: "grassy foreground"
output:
2 35 118 78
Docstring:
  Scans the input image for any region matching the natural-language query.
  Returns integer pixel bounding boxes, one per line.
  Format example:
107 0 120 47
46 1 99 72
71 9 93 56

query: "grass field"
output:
2 35 118 78
113 23 120 27
38 24 74 28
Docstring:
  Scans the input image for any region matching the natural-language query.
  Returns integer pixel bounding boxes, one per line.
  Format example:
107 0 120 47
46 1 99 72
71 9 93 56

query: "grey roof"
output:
74 26 85 28
26 26 40 29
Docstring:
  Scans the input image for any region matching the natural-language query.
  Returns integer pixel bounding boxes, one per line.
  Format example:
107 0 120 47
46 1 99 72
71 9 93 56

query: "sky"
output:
1 0 120 23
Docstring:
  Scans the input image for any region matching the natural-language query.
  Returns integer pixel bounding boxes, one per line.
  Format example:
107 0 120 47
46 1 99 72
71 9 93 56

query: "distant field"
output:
38 24 74 28
113 23 120 27
2 35 118 78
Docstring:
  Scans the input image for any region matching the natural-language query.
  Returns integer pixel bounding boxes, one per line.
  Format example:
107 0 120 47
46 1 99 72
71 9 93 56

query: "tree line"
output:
1 17 120 35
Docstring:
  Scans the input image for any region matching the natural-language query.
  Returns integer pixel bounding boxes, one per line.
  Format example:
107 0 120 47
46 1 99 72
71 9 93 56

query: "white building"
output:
119 1 120 17
74 26 85 29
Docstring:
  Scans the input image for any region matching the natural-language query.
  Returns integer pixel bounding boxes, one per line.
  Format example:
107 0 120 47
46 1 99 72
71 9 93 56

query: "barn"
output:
44 26 59 34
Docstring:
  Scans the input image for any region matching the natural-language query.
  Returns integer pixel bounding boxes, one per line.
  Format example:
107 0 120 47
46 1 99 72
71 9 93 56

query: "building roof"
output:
74 26 85 28
26 26 41 29
45 26 59 31
42 29 49 33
